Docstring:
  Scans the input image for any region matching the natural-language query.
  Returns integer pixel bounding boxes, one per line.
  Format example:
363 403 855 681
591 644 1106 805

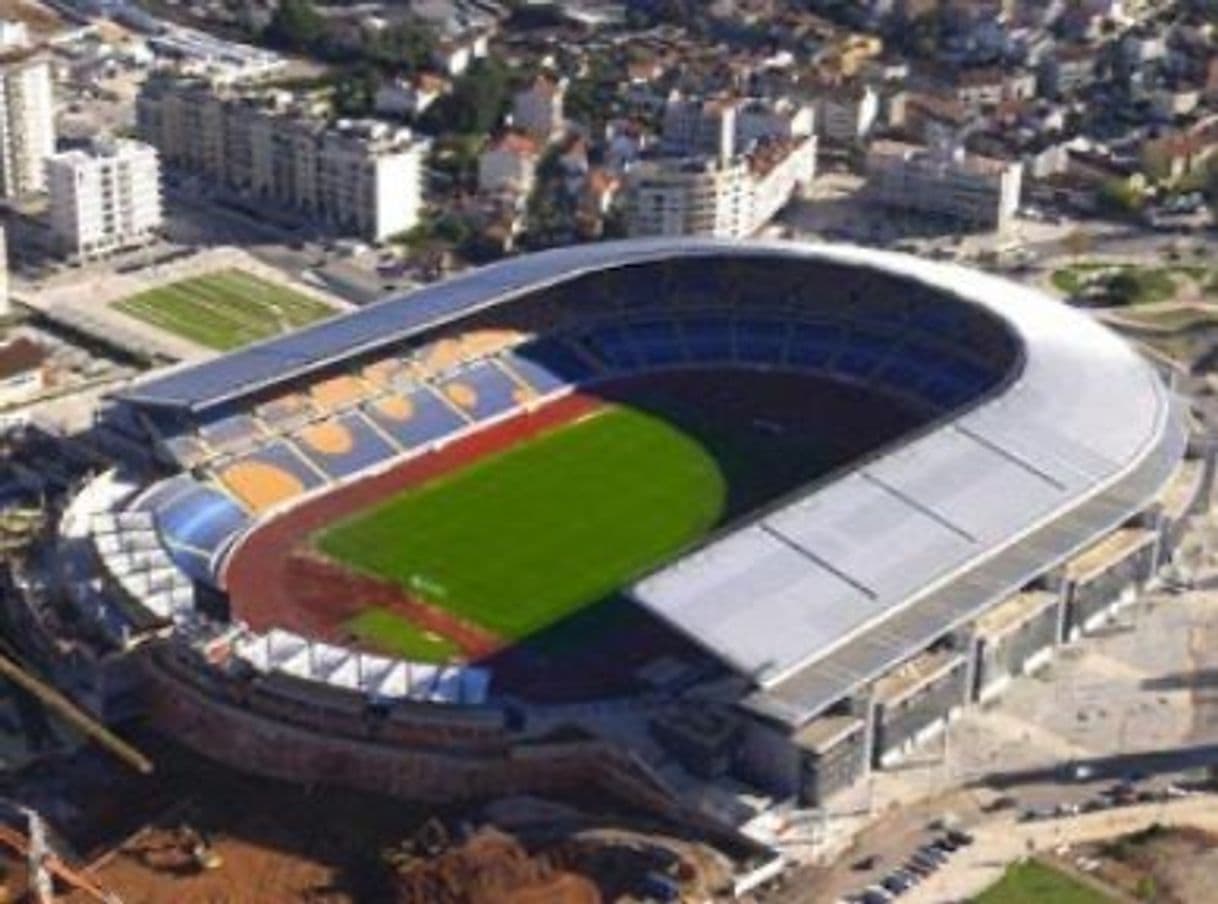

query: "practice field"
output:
316 405 727 642
112 269 334 350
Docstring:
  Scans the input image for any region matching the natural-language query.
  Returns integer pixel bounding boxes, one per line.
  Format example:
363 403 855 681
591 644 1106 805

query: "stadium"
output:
49 238 1207 828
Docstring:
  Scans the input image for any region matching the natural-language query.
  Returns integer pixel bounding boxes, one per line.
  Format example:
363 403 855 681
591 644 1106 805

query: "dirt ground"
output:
0 731 735 903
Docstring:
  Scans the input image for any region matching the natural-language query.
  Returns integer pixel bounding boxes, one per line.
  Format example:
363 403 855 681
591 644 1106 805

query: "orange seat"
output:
297 419 354 455
220 461 306 513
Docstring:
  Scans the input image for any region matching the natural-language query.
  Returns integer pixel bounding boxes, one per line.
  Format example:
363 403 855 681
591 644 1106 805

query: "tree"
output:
263 0 323 53
1096 179 1144 219
332 67 378 117
420 58 511 136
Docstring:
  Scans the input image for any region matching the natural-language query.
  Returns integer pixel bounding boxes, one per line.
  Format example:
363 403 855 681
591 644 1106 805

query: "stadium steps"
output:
562 335 609 374
423 383 477 424
350 407 406 454
491 355 543 399
280 437 333 484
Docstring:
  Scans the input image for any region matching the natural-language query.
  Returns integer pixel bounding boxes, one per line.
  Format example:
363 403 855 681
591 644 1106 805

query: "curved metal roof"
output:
112 239 1185 725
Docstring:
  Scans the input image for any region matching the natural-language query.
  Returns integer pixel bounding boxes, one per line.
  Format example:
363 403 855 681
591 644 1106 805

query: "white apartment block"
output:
662 95 738 164
137 79 426 242
47 139 163 260
865 140 1022 230
628 158 751 238
0 42 54 199
626 136 816 239
512 75 566 144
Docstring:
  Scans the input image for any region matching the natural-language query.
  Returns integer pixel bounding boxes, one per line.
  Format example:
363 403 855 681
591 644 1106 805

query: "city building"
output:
0 31 54 199
626 135 816 238
478 131 540 196
662 95 738 164
816 83 878 144
865 139 1023 230
374 73 451 119
512 75 566 144
627 157 752 238
47 139 163 260
136 78 427 242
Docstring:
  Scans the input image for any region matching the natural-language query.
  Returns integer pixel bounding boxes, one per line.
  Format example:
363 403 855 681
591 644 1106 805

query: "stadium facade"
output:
31 239 1209 825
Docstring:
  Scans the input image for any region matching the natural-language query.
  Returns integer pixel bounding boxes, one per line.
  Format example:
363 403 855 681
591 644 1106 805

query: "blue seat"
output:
435 360 520 421
681 317 733 363
294 413 398 479
152 479 251 583
625 321 684 366
736 319 788 364
505 339 591 393
580 324 641 371
363 386 468 449
787 322 843 370
833 333 894 380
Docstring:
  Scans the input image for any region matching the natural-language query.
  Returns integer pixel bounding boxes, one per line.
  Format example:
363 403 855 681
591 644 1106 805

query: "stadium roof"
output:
626 245 1185 727
116 240 782 412
113 240 1185 730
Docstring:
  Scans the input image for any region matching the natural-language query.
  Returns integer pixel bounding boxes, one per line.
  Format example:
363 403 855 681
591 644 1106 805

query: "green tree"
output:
420 58 511 135
263 0 323 52
332 67 378 117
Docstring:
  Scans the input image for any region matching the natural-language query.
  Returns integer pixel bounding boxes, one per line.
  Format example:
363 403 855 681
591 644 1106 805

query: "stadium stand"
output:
360 357 411 390
144 478 250 577
216 441 325 513
197 411 265 453
736 319 790 365
680 315 737 363
293 412 399 479
625 320 687 366
256 392 317 432
363 385 468 448
410 337 466 380
500 340 594 396
435 361 521 420
308 375 371 413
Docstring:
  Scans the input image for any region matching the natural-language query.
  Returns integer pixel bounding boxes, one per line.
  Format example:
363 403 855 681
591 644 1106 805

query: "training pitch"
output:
316 405 727 644
112 269 335 350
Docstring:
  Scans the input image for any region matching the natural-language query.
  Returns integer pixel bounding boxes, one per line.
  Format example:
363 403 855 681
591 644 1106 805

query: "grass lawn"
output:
973 860 1113 904
345 607 462 662
112 269 334 350
316 406 726 641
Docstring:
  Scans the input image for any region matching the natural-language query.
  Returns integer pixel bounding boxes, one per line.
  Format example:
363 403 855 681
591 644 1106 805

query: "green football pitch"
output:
112 269 335 350
316 406 728 642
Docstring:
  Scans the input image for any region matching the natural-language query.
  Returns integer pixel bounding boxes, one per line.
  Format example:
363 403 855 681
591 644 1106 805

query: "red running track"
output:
222 391 604 658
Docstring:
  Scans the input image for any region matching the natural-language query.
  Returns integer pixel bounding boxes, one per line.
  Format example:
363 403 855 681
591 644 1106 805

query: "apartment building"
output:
865 139 1022 230
662 95 738 164
137 78 427 242
626 135 816 239
47 139 163 260
478 131 540 196
0 36 55 199
512 75 566 144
